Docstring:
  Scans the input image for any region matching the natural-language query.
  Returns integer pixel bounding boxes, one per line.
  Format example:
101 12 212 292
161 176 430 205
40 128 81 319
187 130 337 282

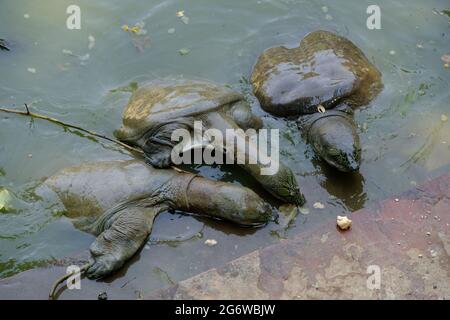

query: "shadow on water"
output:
312 157 367 212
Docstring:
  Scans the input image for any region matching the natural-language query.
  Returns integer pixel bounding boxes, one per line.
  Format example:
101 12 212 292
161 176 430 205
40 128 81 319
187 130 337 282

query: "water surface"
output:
0 0 449 297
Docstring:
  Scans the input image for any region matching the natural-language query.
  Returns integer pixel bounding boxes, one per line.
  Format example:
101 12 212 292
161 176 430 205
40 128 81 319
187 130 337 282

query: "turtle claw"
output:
86 255 120 280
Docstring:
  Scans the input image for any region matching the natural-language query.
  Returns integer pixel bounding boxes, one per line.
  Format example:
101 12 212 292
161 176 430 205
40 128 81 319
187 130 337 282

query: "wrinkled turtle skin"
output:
251 30 382 172
37 160 275 279
115 78 305 205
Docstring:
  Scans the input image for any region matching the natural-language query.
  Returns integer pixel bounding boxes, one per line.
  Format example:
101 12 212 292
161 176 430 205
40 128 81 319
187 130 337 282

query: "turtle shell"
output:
115 78 243 142
251 30 382 116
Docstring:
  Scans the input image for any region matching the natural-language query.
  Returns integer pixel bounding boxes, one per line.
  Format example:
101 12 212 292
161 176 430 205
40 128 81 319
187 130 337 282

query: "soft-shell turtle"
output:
115 78 304 205
251 30 382 171
37 160 275 279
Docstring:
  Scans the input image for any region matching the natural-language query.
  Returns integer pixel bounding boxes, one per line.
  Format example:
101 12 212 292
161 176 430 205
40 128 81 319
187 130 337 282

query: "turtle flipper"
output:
86 202 165 279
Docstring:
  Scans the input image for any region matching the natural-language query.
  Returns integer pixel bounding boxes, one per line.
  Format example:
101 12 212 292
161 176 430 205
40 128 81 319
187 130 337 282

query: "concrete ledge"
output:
150 173 450 299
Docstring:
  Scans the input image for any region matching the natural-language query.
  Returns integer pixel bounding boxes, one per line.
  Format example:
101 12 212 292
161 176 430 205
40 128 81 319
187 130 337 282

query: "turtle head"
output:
274 165 305 206
310 115 361 172
258 164 305 206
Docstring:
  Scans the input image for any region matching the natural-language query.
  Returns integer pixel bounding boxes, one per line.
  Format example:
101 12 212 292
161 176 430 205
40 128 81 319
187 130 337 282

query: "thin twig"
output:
0 105 144 155
0 105 190 174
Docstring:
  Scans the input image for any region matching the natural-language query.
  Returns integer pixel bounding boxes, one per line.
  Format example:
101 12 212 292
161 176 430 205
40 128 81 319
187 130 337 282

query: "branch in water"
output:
0 104 189 174
0 104 144 155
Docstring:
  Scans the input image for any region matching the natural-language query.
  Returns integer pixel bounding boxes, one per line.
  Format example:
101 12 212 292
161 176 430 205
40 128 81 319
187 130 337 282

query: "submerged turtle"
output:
251 30 382 171
37 160 275 279
114 78 305 205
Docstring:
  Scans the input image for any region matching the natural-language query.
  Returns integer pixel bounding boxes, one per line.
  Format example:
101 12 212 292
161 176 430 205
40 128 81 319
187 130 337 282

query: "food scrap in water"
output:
337 215 352 230
204 239 218 247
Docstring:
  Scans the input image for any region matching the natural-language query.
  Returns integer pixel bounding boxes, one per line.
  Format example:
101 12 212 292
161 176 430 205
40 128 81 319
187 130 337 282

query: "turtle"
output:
114 78 305 205
251 30 383 172
36 160 275 279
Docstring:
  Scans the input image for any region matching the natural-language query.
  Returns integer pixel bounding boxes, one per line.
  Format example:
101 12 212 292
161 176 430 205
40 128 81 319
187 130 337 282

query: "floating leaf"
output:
178 48 190 56
27 67 36 73
168 28 176 34
441 114 448 122
0 188 12 211
313 202 325 209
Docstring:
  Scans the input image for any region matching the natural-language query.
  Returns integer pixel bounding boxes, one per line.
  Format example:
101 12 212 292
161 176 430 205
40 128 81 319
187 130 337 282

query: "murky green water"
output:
1 0 449 296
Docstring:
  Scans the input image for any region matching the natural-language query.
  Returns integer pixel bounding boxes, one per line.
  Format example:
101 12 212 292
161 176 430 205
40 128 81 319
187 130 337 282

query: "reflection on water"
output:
316 159 367 212
1 0 450 296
